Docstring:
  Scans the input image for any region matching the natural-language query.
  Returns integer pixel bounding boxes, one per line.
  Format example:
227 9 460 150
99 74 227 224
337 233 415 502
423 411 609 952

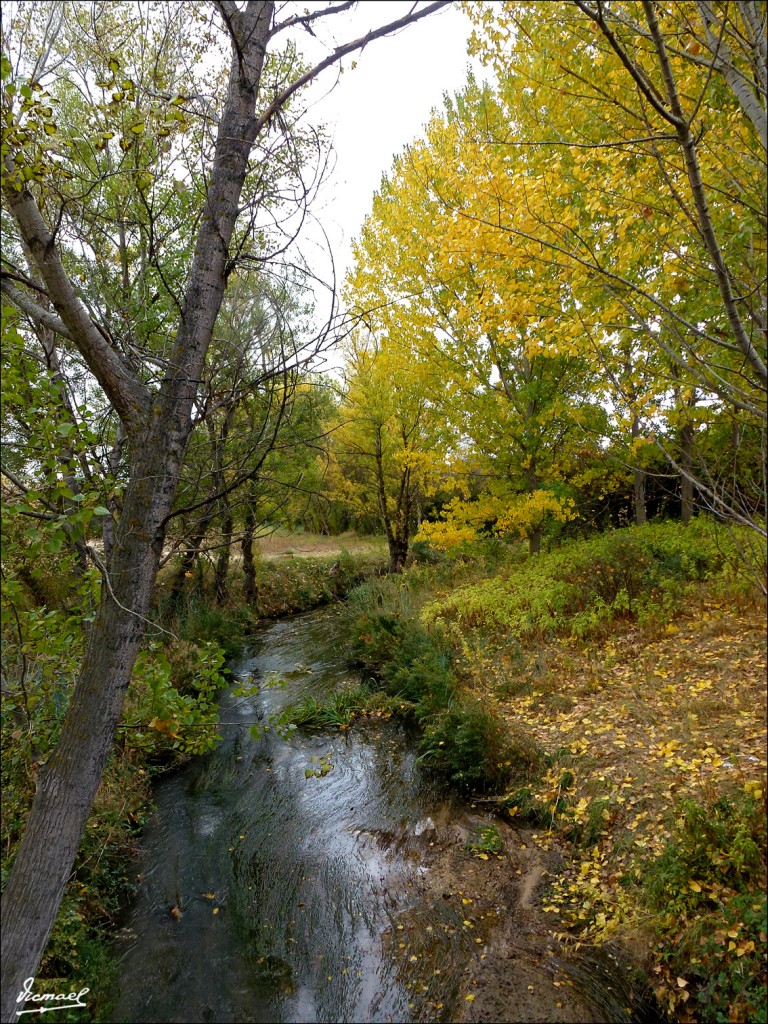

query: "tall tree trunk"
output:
0 427 185 1019
0 7 274 1015
241 499 258 604
373 428 401 572
529 525 542 555
631 415 647 525
214 500 233 603
525 464 543 554
633 469 647 526
680 421 695 524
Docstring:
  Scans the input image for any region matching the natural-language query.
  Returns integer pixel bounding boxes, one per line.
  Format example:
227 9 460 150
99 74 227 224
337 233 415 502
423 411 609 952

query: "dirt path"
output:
255 532 387 561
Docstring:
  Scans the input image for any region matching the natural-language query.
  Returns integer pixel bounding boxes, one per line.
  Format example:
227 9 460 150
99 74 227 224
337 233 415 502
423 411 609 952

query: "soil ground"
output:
435 594 767 1023
411 812 649 1024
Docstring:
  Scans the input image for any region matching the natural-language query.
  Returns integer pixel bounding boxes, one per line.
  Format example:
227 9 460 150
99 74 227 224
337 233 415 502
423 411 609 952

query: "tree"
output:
0 3 450 1016
345 86 607 554
462 0 766 541
328 330 442 571
161 269 331 603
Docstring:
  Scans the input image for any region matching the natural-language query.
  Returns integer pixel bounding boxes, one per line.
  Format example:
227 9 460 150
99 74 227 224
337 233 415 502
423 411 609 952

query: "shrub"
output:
342 571 539 792
420 698 541 791
640 790 767 1023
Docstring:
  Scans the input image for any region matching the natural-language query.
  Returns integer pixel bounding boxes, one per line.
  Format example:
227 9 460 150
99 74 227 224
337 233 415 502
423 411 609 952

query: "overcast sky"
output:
289 2 485 321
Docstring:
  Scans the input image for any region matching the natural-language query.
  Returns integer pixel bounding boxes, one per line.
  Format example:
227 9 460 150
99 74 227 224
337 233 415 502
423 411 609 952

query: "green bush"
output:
640 791 767 1024
343 572 539 792
420 698 541 791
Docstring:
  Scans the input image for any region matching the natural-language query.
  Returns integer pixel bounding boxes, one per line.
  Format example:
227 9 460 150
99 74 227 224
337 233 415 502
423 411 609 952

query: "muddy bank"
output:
390 807 657 1024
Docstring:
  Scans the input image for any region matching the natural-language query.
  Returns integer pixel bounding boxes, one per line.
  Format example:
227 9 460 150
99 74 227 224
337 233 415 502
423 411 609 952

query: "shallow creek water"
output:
110 608 480 1023
109 607 649 1024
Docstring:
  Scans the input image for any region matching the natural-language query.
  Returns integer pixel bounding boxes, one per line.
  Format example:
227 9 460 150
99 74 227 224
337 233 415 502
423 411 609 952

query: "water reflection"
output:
110 608 466 1024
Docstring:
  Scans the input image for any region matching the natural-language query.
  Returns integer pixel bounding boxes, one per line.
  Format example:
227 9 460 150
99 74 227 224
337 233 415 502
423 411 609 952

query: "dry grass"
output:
254 530 387 561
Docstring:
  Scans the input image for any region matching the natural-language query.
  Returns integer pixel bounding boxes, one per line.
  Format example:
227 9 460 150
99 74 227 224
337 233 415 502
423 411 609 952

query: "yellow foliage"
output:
416 490 575 550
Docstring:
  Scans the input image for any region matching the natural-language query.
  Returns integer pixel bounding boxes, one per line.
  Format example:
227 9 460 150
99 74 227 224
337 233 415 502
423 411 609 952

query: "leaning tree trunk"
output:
0 424 185 1018
0 6 274 1017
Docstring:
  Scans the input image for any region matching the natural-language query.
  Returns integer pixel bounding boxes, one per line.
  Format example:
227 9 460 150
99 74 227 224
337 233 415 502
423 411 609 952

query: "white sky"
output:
289 2 485 320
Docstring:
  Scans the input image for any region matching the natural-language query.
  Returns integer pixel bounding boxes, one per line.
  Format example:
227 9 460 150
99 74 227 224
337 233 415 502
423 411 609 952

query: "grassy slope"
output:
341 522 766 1023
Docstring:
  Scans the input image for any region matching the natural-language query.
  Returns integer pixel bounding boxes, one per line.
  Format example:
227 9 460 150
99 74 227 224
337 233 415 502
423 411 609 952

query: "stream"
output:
109 607 650 1024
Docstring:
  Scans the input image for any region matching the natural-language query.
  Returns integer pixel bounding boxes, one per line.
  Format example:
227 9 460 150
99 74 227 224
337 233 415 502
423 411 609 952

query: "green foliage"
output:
162 550 379 630
409 539 445 565
466 825 504 857
174 599 255 660
304 753 334 779
420 698 540 791
639 791 767 1024
343 572 540 792
502 786 562 830
348 594 458 713
644 795 763 909
423 519 738 640
121 642 225 760
277 686 414 731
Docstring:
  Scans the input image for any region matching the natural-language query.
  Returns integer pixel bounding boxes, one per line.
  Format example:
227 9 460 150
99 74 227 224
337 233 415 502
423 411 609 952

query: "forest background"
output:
1 2 765 1023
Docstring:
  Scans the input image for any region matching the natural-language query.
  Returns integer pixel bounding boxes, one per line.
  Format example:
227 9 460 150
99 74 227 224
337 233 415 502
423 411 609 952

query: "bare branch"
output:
252 1 451 139
271 1 356 36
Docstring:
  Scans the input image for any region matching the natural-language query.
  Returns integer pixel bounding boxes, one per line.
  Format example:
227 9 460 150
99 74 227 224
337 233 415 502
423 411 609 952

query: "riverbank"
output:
107 605 642 1024
391 806 650 1024
333 520 767 1024
4 522 764 1022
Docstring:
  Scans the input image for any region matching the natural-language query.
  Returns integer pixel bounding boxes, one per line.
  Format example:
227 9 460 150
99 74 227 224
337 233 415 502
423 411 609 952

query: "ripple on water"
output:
110 609 464 1023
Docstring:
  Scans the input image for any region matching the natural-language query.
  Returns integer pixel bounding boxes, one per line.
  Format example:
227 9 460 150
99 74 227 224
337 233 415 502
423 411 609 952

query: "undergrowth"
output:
340 570 542 792
639 791 767 1024
421 519 750 641
276 685 415 730
337 518 766 1021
